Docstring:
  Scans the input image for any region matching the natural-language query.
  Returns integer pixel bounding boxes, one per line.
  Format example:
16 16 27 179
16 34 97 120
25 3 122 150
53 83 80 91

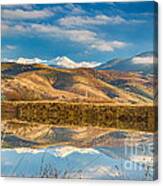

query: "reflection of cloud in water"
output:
53 146 100 157
1 144 156 180
4 146 100 157
1 127 157 180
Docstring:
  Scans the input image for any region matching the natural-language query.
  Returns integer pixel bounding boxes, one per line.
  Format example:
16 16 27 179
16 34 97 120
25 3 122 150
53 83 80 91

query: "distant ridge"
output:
96 51 157 74
2 56 100 69
2 61 154 104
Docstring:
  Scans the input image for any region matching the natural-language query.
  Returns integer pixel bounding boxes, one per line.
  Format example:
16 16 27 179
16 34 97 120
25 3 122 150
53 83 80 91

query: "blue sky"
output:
1 1 157 64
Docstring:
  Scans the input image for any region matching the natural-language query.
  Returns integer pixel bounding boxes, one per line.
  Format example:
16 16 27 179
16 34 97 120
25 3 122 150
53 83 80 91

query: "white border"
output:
0 0 162 185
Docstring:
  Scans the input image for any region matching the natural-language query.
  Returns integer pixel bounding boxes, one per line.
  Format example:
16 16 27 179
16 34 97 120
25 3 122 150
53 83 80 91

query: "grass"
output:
2 101 157 132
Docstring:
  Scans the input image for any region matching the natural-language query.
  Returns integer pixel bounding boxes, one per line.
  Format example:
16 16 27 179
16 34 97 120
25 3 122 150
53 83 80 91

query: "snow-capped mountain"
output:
96 51 157 74
50 56 100 69
2 57 47 65
2 52 157 73
2 56 100 69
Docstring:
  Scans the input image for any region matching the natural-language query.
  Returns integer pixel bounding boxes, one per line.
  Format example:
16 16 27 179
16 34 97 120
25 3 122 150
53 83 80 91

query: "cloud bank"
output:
2 22 127 52
132 56 156 64
1 3 148 57
2 8 54 20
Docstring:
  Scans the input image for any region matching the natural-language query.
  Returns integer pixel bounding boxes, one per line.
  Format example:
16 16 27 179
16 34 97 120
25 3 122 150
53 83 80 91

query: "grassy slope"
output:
1 63 154 104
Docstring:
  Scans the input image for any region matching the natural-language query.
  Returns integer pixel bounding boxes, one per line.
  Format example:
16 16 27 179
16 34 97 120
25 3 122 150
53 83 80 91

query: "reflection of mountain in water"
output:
1 140 157 180
2 120 157 149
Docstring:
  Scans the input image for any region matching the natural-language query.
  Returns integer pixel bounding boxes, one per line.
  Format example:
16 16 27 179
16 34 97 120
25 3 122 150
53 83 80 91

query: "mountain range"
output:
96 51 157 74
2 51 157 75
1 57 155 104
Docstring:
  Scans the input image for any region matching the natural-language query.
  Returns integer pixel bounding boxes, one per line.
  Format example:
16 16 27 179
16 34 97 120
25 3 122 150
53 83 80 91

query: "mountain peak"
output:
51 56 100 69
53 56 79 69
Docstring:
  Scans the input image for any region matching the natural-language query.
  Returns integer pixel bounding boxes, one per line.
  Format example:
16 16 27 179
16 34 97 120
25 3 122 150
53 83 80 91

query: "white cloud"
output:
91 41 114 52
1 5 129 53
5 45 17 50
132 56 156 64
129 19 146 24
31 23 97 44
111 41 128 48
58 14 145 28
91 40 127 52
58 15 126 27
1 22 10 33
30 23 127 52
2 21 128 52
2 8 54 20
78 61 100 68
3 4 35 10
64 3 86 14
1 22 34 35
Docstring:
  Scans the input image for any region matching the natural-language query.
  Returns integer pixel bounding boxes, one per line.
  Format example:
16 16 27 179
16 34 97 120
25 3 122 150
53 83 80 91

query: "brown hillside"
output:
1 63 154 104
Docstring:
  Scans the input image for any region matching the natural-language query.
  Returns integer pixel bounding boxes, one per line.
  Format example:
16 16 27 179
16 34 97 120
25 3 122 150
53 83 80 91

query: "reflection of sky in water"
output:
1 144 157 180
